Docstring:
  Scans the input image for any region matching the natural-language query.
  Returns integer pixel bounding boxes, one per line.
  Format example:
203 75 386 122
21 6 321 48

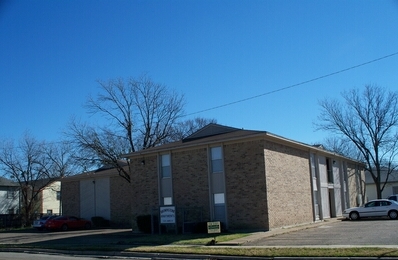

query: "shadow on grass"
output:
7 229 235 251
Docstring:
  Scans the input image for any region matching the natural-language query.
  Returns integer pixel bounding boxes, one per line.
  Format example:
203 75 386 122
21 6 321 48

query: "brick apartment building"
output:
124 124 365 231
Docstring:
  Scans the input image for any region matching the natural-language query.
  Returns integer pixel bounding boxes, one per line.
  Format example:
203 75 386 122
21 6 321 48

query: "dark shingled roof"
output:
124 123 266 157
0 176 19 187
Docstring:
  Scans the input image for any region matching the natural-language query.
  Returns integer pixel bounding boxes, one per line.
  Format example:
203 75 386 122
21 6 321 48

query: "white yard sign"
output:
160 206 176 224
207 221 221 234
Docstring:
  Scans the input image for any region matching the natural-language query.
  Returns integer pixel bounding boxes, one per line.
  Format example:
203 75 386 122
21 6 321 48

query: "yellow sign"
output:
207 221 221 234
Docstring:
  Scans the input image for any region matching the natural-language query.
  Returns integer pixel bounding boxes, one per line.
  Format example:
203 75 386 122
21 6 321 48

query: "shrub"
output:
136 215 155 233
91 216 110 227
193 221 208 233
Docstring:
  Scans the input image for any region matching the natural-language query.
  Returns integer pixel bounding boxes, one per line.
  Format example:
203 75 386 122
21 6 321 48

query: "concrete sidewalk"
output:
218 217 343 245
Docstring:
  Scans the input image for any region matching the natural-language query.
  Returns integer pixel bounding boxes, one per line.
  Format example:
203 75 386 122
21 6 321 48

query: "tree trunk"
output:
376 181 382 199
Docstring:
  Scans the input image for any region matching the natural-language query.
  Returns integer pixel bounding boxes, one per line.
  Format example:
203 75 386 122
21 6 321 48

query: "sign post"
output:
207 221 221 244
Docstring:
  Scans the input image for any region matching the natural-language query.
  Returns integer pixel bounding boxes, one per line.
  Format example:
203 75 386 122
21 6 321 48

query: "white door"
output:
80 178 110 220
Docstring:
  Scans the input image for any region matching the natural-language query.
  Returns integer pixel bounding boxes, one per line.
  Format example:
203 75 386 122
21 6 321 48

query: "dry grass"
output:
127 246 398 257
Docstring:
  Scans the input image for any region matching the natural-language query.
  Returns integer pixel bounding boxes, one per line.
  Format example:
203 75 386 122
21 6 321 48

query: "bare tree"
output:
0 134 74 225
322 136 363 160
316 85 398 199
67 75 191 183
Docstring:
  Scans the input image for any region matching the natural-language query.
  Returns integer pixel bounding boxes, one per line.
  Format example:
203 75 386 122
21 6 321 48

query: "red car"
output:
44 216 92 231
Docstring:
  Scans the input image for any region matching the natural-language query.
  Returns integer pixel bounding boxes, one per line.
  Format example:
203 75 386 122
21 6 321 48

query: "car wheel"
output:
84 223 91 229
349 211 360 220
61 224 68 231
388 210 398 220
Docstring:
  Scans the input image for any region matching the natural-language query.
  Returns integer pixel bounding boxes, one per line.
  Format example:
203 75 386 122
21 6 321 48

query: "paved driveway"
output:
243 218 398 247
0 228 133 245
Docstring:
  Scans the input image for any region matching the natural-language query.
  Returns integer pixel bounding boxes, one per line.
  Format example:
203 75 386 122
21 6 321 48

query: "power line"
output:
185 51 398 116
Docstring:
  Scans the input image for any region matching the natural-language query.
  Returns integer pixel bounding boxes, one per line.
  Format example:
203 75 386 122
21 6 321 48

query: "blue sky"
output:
1 0 398 145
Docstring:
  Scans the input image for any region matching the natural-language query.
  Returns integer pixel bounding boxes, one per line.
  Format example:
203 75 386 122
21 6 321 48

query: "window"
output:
209 146 227 223
8 208 14 214
310 154 316 178
365 201 379 207
381 201 391 206
326 158 334 183
213 193 226 222
211 147 223 173
7 189 16 199
163 197 172 205
214 193 225 204
47 209 53 215
161 154 171 178
56 191 61 200
160 154 173 206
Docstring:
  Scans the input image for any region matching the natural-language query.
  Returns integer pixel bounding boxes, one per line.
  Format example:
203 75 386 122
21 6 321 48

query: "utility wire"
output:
185 51 398 116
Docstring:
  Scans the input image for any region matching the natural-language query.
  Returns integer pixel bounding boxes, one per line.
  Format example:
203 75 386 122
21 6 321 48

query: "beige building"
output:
124 124 365 231
0 177 20 215
36 180 61 215
365 169 398 201
61 164 132 227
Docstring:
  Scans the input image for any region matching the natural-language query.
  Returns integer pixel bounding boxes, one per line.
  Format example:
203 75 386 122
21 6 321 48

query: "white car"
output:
343 199 398 220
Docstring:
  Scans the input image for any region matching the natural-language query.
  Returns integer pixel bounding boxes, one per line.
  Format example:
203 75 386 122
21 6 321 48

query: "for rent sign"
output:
207 221 221 234
160 206 176 224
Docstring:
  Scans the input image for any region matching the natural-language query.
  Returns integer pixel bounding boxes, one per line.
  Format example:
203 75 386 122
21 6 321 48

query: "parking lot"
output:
0 218 397 248
243 218 398 247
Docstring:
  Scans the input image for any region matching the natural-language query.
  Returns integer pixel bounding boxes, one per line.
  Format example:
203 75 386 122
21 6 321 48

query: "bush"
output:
136 215 154 233
193 221 208 233
91 216 110 227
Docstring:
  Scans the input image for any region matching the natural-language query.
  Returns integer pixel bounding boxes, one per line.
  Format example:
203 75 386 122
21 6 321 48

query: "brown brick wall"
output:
61 181 80 217
130 155 159 231
110 175 133 227
172 148 211 222
264 141 313 229
224 140 269 230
